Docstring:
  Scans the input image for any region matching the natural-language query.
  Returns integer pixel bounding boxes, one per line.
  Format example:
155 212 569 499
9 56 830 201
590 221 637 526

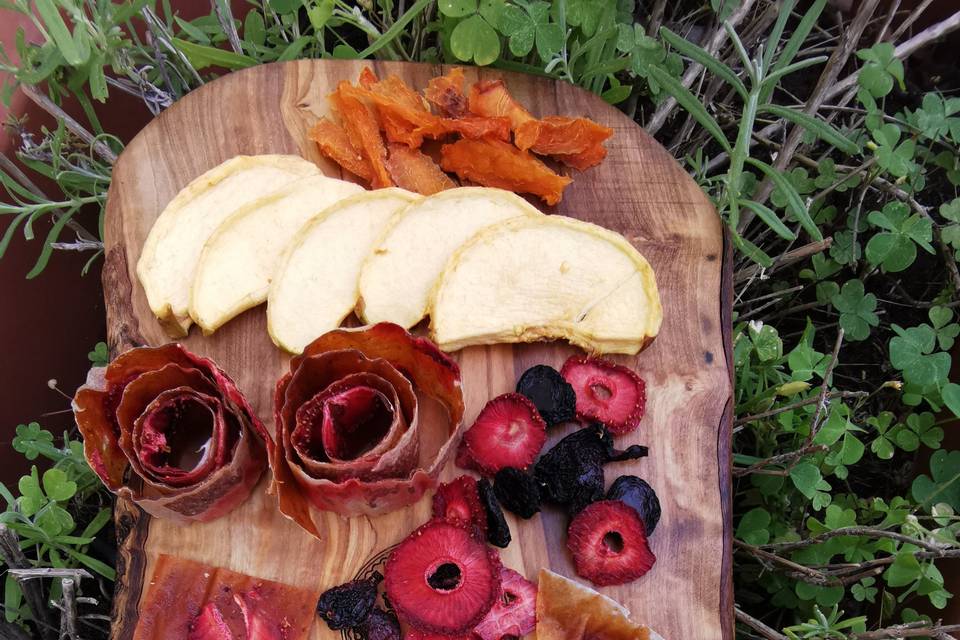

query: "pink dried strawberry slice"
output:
560 357 646 435
567 500 656 586
472 567 537 640
455 393 546 475
385 521 501 634
432 475 487 537
188 603 235 640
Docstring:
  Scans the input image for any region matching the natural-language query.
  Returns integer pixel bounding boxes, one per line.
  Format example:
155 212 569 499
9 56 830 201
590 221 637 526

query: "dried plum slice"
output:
516 365 576 426
316 572 381 630
493 467 541 519
607 475 661 535
477 478 511 548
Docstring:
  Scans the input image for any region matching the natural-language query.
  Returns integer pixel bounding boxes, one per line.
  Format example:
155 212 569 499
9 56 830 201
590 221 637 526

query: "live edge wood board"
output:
102 59 733 640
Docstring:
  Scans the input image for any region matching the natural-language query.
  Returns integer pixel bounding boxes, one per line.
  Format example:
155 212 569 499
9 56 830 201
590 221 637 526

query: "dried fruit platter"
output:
102 60 732 639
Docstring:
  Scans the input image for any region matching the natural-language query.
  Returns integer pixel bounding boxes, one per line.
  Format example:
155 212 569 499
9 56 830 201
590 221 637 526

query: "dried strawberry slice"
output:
432 475 487 537
473 567 537 640
455 393 546 476
403 629 472 640
566 500 656 586
560 357 646 435
385 521 501 634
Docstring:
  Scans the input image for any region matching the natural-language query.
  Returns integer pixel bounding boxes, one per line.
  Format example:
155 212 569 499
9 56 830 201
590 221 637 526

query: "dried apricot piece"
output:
555 145 608 171
309 117 373 181
441 116 511 141
426 67 468 117
331 81 393 188
468 79 536 129
440 138 571 205
385 143 457 195
514 116 613 155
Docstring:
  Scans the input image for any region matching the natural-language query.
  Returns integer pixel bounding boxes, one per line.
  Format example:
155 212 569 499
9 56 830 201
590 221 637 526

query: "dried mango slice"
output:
309 117 373 181
426 67 468 117
468 79 536 129
386 143 457 195
370 93 510 147
514 116 613 155
440 138 571 205
331 81 393 188
556 144 609 171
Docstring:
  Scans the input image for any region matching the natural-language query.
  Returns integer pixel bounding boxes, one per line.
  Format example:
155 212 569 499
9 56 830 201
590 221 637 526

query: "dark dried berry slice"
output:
533 424 646 513
515 365 576 426
473 567 537 640
385 521 502 634
493 467 541 519
317 572 381 630
359 607 401 640
477 478 512 548
432 475 487 538
567 500 656 586
561 356 646 435
456 393 547 475
607 475 661 536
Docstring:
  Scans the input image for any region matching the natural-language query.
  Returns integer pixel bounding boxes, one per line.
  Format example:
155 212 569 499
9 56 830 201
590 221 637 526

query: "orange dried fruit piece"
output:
385 143 457 195
440 138 571 205
426 67 468 117
556 144 609 171
536 569 651 640
468 79 536 129
514 116 614 156
371 95 510 147
359 67 430 113
331 81 393 188
309 117 373 182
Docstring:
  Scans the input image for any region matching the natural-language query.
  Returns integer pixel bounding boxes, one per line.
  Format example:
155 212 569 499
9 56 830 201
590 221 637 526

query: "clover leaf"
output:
12 422 54 461
889 323 951 388
832 279 879 341
42 468 77 502
87 341 109 367
928 306 960 351
912 449 960 510
869 123 916 177
857 42 904 98
17 468 44 517
830 230 862 266
940 198 960 251
913 92 960 140
450 14 501 65
884 551 922 588
865 201 934 272
736 507 771 545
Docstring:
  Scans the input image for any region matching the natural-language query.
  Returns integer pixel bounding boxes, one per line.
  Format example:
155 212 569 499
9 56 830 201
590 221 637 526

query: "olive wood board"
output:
101 59 733 640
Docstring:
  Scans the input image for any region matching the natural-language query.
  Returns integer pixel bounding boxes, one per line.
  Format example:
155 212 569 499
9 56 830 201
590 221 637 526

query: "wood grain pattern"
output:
101 60 732 640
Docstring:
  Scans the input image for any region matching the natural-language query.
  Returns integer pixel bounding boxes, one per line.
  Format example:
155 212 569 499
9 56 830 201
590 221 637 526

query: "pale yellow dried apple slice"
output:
357 187 543 329
429 215 662 354
137 155 321 337
267 189 421 354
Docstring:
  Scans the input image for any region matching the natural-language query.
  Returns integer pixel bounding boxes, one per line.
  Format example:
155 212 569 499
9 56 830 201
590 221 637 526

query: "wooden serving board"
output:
102 60 732 640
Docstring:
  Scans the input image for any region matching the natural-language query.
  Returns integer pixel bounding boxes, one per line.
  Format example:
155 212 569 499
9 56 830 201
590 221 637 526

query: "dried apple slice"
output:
136 155 320 337
429 215 662 354
188 174 363 334
357 187 543 329
536 569 655 640
267 189 420 353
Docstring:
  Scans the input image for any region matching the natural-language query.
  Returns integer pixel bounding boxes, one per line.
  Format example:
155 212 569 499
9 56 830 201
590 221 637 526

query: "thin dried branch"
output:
645 0 758 136
734 390 868 428
735 238 833 284
0 526 56 640
761 526 954 554
19 85 117 165
210 0 243 55
804 328 844 445
56 579 77 640
735 607 788 640
852 622 960 639
732 443 828 476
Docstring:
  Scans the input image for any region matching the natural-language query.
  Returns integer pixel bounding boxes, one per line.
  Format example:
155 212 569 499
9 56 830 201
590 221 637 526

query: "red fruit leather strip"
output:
134 554 319 640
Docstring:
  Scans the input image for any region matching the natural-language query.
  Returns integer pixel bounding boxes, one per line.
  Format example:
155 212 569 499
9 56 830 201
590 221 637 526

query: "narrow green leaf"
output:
277 36 311 61
741 200 797 240
661 26 747 99
761 0 825 101
746 157 823 241
356 0 433 59
60 547 116 581
26 208 76 279
733 232 773 267
646 65 731 152
761 0 796 71
34 0 83 65
760 56 827 90
171 38 257 70
760 104 859 154
0 211 31 259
